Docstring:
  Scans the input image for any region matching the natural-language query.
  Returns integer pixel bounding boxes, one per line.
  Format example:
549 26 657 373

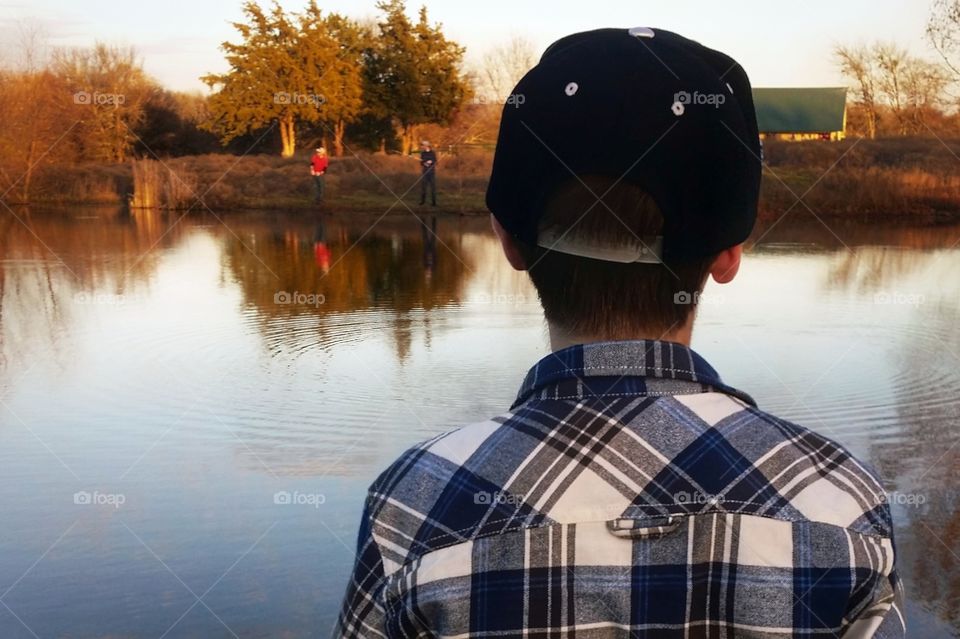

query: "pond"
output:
0 208 958 637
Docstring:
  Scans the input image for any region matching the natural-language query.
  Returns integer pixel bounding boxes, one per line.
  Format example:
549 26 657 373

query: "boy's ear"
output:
491 214 528 271
709 244 743 284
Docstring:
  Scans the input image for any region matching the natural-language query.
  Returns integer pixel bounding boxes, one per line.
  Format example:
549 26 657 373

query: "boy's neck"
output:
548 321 694 352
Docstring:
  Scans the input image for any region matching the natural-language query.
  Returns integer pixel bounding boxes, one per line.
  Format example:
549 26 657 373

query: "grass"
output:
758 137 960 219
11 137 960 218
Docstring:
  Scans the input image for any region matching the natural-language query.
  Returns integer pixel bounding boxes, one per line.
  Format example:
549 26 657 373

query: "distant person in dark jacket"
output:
419 140 437 206
310 147 328 203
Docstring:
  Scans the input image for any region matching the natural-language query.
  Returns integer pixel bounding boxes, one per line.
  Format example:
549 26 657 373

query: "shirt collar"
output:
512 339 756 409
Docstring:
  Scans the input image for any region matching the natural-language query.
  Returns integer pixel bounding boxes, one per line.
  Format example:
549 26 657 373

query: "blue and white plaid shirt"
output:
335 340 904 638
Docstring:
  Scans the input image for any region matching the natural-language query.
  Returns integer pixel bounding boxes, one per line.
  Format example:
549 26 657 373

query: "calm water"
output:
1 208 959 638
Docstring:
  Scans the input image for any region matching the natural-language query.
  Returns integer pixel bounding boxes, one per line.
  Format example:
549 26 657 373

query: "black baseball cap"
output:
486 27 761 263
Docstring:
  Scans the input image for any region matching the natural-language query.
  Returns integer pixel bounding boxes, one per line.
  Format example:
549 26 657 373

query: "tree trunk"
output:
400 124 413 156
334 120 345 156
287 117 296 156
279 115 296 157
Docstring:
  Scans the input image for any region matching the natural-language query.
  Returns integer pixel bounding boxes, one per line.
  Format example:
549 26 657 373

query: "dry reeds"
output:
130 159 198 209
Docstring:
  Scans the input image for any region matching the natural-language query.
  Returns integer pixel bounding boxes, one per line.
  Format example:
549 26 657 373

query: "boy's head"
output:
486 28 761 340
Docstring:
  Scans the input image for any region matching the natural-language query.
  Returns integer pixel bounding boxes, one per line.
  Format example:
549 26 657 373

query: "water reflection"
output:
0 207 179 377
881 292 960 631
0 209 958 637
220 213 480 361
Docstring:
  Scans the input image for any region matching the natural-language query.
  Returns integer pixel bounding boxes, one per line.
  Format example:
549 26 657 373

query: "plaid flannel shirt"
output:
334 340 904 638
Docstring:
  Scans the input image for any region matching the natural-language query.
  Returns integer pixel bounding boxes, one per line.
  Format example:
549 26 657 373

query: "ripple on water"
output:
750 292 960 476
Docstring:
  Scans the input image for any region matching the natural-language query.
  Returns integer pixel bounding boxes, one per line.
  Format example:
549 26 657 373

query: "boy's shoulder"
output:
367 414 516 511
711 398 893 536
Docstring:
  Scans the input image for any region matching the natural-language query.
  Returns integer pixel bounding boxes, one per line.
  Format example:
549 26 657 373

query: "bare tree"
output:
478 36 537 102
875 43 909 134
927 0 960 78
0 24 74 203
6 19 50 72
836 41 953 137
901 58 952 132
52 44 152 162
835 44 880 138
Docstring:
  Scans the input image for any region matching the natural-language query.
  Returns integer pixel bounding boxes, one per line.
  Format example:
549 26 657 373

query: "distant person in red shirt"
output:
310 147 329 203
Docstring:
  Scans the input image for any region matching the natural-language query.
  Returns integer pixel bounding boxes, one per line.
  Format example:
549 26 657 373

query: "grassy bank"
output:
22 150 491 213
759 137 960 219
12 137 960 218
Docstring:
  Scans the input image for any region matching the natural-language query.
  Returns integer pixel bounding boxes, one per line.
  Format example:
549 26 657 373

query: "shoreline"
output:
10 193 960 220
5 138 960 219
9 202 960 220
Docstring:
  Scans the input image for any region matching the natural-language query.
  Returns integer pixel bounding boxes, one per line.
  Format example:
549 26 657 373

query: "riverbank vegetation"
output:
760 137 960 219
13 137 960 218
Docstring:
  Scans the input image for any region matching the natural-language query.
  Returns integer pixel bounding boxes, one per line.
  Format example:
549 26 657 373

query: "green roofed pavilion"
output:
752 87 847 141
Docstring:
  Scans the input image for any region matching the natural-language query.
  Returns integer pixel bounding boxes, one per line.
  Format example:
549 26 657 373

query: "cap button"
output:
628 26 655 39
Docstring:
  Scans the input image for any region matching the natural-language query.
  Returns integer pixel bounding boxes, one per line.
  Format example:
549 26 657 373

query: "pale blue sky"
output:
0 0 937 92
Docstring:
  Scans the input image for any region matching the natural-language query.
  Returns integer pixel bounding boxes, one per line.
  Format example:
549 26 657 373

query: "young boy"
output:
311 146 329 202
335 28 903 638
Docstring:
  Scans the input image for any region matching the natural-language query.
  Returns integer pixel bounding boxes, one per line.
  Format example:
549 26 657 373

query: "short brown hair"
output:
516 176 717 338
